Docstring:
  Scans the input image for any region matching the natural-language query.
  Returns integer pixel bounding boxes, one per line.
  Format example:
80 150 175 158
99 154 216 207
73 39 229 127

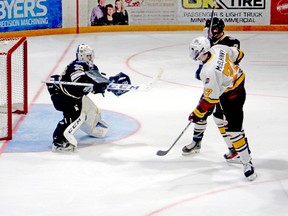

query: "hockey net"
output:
0 37 28 140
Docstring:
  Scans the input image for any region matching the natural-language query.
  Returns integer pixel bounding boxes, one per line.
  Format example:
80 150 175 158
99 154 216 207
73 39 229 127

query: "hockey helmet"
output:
76 44 95 67
189 36 211 60
205 17 225 39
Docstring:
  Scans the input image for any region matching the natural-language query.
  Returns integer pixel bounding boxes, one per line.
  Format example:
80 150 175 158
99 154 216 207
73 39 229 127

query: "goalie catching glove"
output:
108 72 131 96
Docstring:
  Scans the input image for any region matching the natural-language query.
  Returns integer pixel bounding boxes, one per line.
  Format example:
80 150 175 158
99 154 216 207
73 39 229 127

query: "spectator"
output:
90 0 106 26
103 4 114 25
113 0 129 25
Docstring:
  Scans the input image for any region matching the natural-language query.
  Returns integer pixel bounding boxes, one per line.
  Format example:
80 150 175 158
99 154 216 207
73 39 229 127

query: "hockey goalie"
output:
46 44 130 152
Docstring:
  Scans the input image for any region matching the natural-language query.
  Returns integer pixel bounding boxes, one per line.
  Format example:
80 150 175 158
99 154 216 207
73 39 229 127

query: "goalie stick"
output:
156 121 192 156
108 68 163 91
42 69 163 92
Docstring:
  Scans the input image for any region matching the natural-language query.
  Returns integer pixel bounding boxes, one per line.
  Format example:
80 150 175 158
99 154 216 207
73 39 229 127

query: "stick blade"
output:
156 150 168 156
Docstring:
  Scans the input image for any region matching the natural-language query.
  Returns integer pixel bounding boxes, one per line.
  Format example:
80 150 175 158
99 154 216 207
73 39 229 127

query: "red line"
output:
145 178 288 216
76 0 79 34
0 35 78 154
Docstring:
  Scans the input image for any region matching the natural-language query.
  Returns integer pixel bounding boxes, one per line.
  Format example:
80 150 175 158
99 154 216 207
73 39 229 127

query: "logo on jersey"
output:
204 88 212 97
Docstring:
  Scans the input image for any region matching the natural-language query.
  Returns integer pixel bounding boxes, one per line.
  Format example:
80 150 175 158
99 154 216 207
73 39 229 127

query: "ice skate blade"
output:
52 146 75 153
226 158 242 164
246 172 257 181
182 149 200 156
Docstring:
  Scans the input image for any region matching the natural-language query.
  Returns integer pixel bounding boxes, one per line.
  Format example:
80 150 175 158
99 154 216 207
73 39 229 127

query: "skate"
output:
52 141 75 152
224 147 241 164
243 161 257 181
182 141 201 156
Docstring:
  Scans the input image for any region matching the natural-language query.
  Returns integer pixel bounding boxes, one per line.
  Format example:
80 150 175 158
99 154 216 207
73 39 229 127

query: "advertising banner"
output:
85 0 272 26
0 0 62 32
271 0 288 24
178 0 270 25
125 0 177 24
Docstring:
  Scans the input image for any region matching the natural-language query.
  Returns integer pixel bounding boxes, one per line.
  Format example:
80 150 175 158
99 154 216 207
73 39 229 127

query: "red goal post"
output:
0 37 28 140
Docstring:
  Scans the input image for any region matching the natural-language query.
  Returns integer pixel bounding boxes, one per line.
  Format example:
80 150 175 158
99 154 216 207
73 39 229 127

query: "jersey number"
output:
223 54 237 81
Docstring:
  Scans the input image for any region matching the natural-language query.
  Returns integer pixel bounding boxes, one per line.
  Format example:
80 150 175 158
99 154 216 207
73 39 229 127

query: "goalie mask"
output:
76 44 95 67
189 36 210 61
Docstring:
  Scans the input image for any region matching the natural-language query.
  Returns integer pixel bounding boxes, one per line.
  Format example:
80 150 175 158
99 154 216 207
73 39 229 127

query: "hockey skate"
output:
224 147 241 164
52 141 75 152
182 141 201 156
243 161 257 181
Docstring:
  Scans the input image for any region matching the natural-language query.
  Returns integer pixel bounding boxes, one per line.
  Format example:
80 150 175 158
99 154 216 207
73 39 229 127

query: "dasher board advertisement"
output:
178 0 270 25
0 0 62 32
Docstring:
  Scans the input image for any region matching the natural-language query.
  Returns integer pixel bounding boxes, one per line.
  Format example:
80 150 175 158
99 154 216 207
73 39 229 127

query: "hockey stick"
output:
156 121 193 156
42 80 149 91
143 68 163 91
107 68 163 92
42 80 94 87
207 0 217 39
41 69 163 92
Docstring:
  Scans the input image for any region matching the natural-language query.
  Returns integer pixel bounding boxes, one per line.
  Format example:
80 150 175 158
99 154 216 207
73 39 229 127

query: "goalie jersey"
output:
48 60 110 100
59 60 100 98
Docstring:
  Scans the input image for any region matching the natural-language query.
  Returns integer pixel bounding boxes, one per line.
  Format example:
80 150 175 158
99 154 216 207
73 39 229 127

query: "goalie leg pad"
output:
91 119 109 138
52 114 84 151
81 116 109 138
80 95 109 138
63 113 86 147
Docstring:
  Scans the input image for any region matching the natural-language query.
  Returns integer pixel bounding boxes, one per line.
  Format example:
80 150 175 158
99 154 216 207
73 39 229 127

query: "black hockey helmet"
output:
205 17 225 40
205 17 225 32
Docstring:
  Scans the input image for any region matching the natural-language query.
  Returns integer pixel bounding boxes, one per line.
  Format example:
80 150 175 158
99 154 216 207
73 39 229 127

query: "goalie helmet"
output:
205 17 225 40
76 44 95 67
189 36 210 61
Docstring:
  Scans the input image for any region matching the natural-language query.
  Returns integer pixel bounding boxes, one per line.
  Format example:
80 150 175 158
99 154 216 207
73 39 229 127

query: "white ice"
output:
0 31 288 216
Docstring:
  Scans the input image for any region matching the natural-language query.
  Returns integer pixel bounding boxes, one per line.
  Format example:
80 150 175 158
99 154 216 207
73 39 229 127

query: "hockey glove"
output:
188 108 206 123
108 72 131 96
92 83 109 94
46 75 60 96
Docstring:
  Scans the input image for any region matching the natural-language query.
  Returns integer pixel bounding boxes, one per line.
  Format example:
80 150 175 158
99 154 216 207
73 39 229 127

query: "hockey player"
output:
187 36 257 181
182 17 242 163
46 44 130 152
